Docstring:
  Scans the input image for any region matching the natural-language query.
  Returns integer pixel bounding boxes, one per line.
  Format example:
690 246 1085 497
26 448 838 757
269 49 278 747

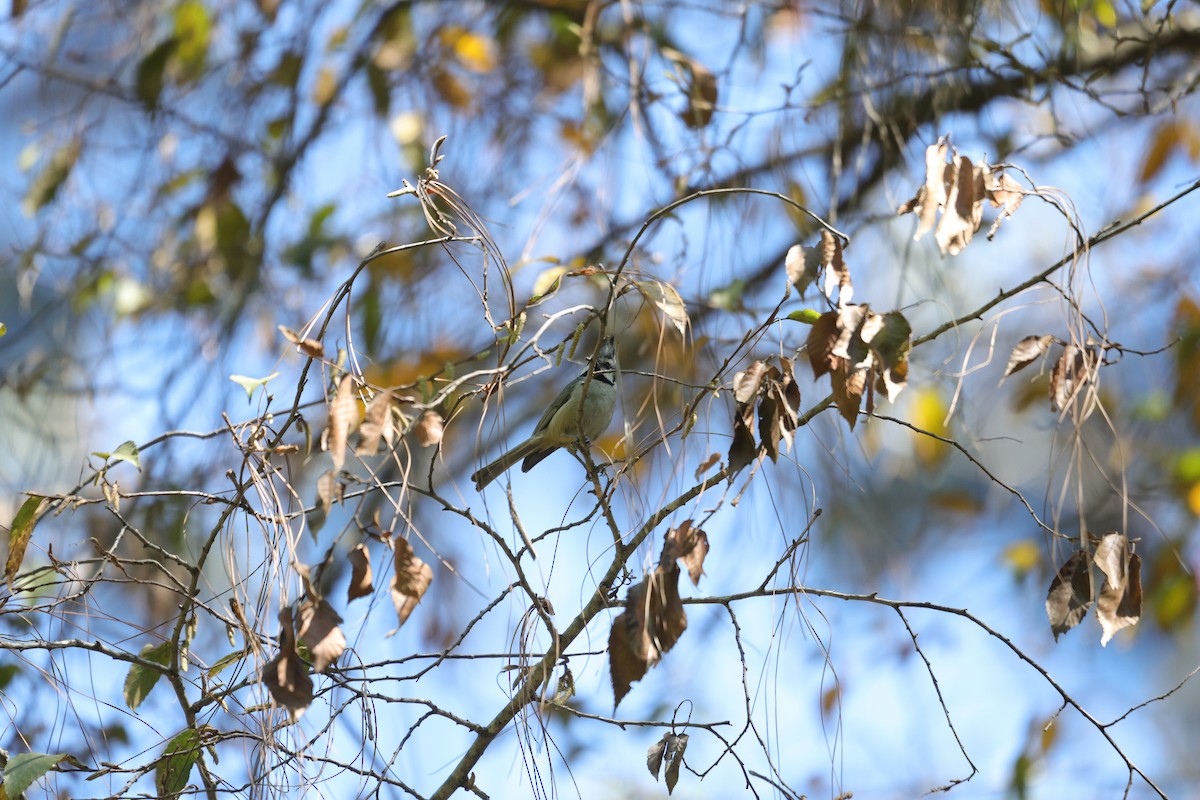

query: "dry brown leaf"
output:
898 140 950 240
413 409 444 447
327 374 357 471
693 452 720 479
388 537 433 633
869 311 912 403
315 469 340 514
261 607 313 722
297 598 346 673
1004 335 1054 378
627 566 687 666
984 166 1024 239
832 304 873 368
608 611 646 708
728 412 757 471
818 230 852 306
278 325 324 359
757 389 781 463
806 311 840 379
347 543 373 602
660 522 709 587
935 155 983 256
1050 345 1096 412
1093 532 1142 646
1046 549 1092 641
830 362 868 429
734 360 769 405
785 244 817 298
647 731 689 794
356 390 394 456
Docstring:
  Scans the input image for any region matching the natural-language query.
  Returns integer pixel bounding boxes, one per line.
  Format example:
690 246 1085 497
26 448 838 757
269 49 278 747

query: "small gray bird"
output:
471 337 617 490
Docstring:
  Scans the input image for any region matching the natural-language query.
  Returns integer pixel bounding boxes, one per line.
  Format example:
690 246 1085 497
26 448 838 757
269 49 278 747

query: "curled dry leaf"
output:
647 732 689 794
261 607 313 722
733 360 769 405
1046 549 1092 641
693 452 720 480
785 244 818 299
347 543 373 602
1093 532 1142 646
818 230 853 306
984 166 1024 240
806 311 840 379
1004 334 1054 378
1049 344 1096 413
413 409 444 447
870 312 912 402
898 139 950 240
297 597 346 673
935 154 985 256
326 374 358 471
388 537 433 634
636 278 689 337
356 390 394 456
610 561 687 707
278 325 324 359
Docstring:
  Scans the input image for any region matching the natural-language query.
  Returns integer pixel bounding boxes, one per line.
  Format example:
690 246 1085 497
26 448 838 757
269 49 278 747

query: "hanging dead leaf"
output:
296 598 346 673
608 611 645 708
734 360 769 405
869 311 912 402
984 166 1024 239
898 139 950 240
326 374 358 471
647 732 689 794
1004 335 1054 378
693 452 720 479
356 390 394 455
1049 345 1096 412
935 154 985 256
832 304 874 368
1046 549 1092 641
757 386 782 463
728 411 757 471
663 47 717 128
278 325 324 359
661 521 709 587
347 543 373 602
261 607 313 722
806 311 840 379
830 361 868 429
785 244 818 298
1093 532 1142 646
818 230 852 306
413 409 444 447
388 537 433 633
610 556 688 707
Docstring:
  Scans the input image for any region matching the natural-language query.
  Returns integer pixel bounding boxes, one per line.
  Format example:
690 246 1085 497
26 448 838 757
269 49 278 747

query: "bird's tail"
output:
471 439 545 490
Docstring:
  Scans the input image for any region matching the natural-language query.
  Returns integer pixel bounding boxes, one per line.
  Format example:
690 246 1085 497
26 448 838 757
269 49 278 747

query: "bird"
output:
471 337 617 491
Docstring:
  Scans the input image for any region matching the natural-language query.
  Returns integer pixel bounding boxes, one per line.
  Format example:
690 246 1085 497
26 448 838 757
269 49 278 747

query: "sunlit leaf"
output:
230 372 279 401
413 409 444 447
663 47 717 128
1004 335 1054 378
124 641 173 712
637 279 689 337
5 494 47 590
207 649 247 679
297 598 346 673
155 727 203 800
22 140 80 215
1093 532 1141 646
1 752 71 799
326 374 357 471
312 65 337 105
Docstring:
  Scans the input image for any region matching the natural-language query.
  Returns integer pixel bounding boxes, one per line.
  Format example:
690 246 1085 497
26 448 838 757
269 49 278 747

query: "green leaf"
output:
124 642 173 712
0 663 19 690
1 752 70 798
207 649 247 679
92 440 141 471
173 0 211 81
155 728 202 800
786 309 823 325
230 372 279 400
136 38 180 109
21 140 80 215
5 495 47 590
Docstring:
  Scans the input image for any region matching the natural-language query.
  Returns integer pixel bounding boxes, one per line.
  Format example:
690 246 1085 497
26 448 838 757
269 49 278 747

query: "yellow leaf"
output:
1004 539 1041 578
908 387 950 468
455 32 497 72
312 65 337 106
1187 482 1200 517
